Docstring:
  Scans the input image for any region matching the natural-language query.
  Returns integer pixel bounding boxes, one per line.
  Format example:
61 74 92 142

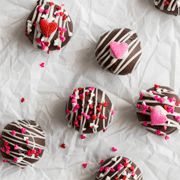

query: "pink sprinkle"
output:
143 121 148 126
140 94 144 99
124 158 128 163
66 109 70 114
38 8 44 13
165 135 170 140
103 116 107 120
159 98 165 103
80 93 84 97
100 159 104 164
74 120 78 125
63 28 67 32
75 104 80 109
3 160 7 163
169 97 176 102
154 95 159 101
14 145 19 150
89 87 95 91
137 104 141 109
89 111 93 115
100 167 104 171
45 9 49 14
21 128 27 134
61 4 65 6
14 157 18 163
155 130 161 135
42 45 46 50
112 147 117 152
32 149 36 154
56 12 60 16
175 116 180 121
73 109 77 113
110 168 115 172
86 115 90 120
26 140 29 144
38 148 42 154
117 164 123 171
6 146 10 151
131 171 136 176
60 36 66 42
11 130 16 136
81 134 86 139
82 163 87 168
81 112 86 116
40 62 45 68
2 147 5 152
111 110 114 115
105 167 110 171
152 91 155 94
142 104 148 110
164 125 167 130
71 99 76 103
70 95 76 98
141 110 146 114
167 106 174 114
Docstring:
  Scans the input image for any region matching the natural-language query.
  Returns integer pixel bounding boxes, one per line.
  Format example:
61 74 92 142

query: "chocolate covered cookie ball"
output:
25 0 73 53
65 87 114 135
136 85 180 140
1 120 45 168
154 0 180 16
95 156 143 180
95 28 142 75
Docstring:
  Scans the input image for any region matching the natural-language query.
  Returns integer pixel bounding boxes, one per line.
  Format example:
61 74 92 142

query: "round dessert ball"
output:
65 87 114 134
95 156 143 180
25 0 73 53
1 120 45 168
136 84 180 140
154 0 180 16
95 28 142 75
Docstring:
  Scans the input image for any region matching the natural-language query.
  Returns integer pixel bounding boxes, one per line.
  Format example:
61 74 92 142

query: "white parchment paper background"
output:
0 0 180 179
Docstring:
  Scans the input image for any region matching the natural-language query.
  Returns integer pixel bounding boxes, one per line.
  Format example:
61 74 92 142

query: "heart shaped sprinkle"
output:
130 166 134 171
82 163 87 168
81 134 86 139
14 145 19 150
49 2 54 6
143 121 148 126
4 141 9 147
131 171 136 176
61 143 65 149
105 167 110 171
103 128 107 132
151 106 167 126
110 168 115 172
110 42 129 59
124 158 128 163
111 110 114 115
45 9 49 14
124 163 128 168
21 128 27 134
154 84 160 90
38 148 42 154
165 135 170 140
89 87 95 91
11 130 16 136
14 157 18 163
21 97 25 102
112 147 117 152
40 63 45 68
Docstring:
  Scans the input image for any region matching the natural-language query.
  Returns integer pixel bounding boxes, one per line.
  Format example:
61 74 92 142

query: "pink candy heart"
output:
45 9 49 14
82 163 87 168
151 108 167 126
38 148 42 154
117 164 123 171
100 167 104 171
110 168 115 172
40 62 45 68
14 145 19 150
66 109 70 114
105 167 110 171
14 157 18 163
60 36 66 42
81 134 86 139
11 130 16 136
110 42 129 59
143 121 148 126
21 128 27 134
165 135 170 140
111 110 114 115
38 8 44 13
112 147 117 152
89 87 95 91
131 171 136 176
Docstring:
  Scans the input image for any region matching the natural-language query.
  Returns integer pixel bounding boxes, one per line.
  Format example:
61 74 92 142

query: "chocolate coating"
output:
95 28 142 75
65 87 114 134
1 120 45 167
95 156 143 180
26 0 73 51
137 86 180 136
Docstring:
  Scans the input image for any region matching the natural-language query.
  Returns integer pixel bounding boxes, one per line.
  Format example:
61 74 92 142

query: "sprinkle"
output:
66 109 70 114
154 84 160 89
140 93 144 99
99 114 104 119
3 160 7 163
142 104 148 110
71 99 76 103
11 130 16 136
175 101 179 106
56 12 60 16
86 115 90 120
56 46 61 50
61 143 65 149
26 140 29 144
4 141 9 147
86 92 89 96
165 135 170 140
104 102 107 107
175 116 180 121
89 111 93 115
154 95 159 101
56 6 61 10
40 62 45 68
77 116 81 120
74 120 78 125
81 134 86 139
21 98 25 102
81 112 86 116
130 166 134 171
117 164 123 171
6 146 10 151
60 36 66 42
1 147 5 152
112 147 117 152
45 9 49 14
114 178 119 180
14 145 19 150
63 15 67 21
89 87 95 91
143 121 148 126
164 125 167 130
131 171 136 176
100 167 104 171
6 151 10 155
35 152 39 157
123 163 128 168
89 104 93 109
159 98 165 103
38 149 42 154
61 4 65 6
137 104 141 109
105 167 110 171
92 114 97 120
82 163 87 168
103 128 107 132
164 0 170 5
141 110 146 114
21 128 27 134
155 130 161 135
60 12 64 16
75 104 80 109
49 2 54 6
14 157 18 163
110 168 115 172
100 159 104 164
164 105 168 110
124 158 128 163
38 8 44 13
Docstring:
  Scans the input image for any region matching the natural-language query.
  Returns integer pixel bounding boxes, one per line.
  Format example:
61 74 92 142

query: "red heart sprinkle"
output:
114 178 119 180
89 104 93 109
154 84 160 90
37 6 41 10
40 19 57 38
77 116 81 120
122 175 127 180
61 143 65 149
49 2 54 6
33 21 37 26
78 88 83 91
130 166 134 171
104 102 107 107
63 15 67 21
30 150 35 155
164 0 170 5
35 152 39 157
99 114 104 119
73 89 77 94
6 151 10 155
99 103 103 107
36 38 41 43
80 96 84 101
175 101 179 106
124 163 128 168
103 128 107 132
44 42 49 46
60 12 64 16
164 105 168 110
21 98 25 102
86 92 89 96
56 46 61 50
92 114 97 120
148 107 152 111
4 141 9 147
60 31 63 36
56 7 61 10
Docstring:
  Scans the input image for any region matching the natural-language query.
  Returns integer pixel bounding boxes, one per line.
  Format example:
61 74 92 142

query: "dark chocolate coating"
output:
137 86 180 135
1 120 45 167
95 28 142 75
154 0 179 16
65 87 113 134
95 156 143 180
26 0 73 51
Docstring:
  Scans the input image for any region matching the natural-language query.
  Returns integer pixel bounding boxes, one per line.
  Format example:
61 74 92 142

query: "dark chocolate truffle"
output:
95 156 143 180
1 120 45 168
136 85 180 140
25 0 73 53
95 28 142 75
65 87 114 134
154 0 180 16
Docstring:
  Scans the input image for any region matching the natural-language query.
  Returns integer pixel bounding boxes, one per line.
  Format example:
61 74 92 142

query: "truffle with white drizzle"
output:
136 85 180 140
95 156 143 180
25 0 73 53
153 0 180 16
65 87 114 134
95 28 142 75
1 120 45 168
